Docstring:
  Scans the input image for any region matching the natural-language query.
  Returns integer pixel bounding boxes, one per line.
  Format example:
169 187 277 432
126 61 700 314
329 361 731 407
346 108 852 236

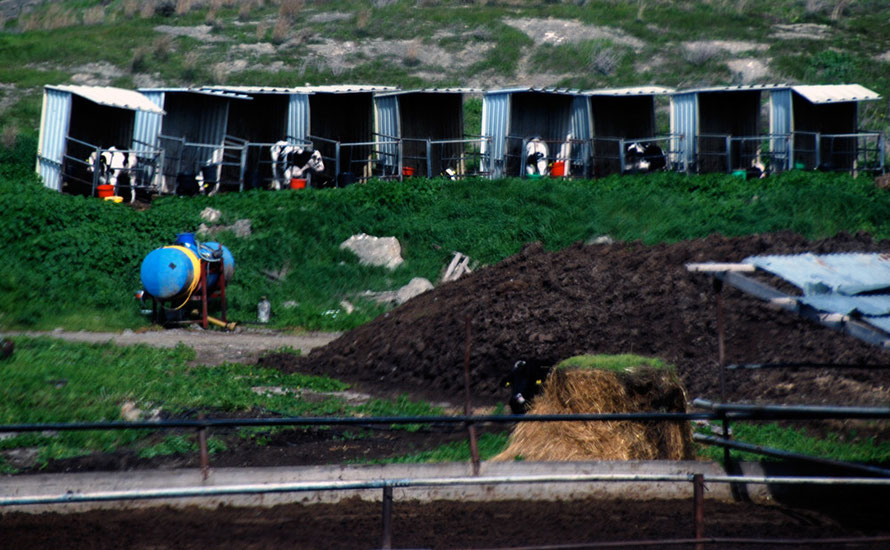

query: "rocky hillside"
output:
2 0 890 139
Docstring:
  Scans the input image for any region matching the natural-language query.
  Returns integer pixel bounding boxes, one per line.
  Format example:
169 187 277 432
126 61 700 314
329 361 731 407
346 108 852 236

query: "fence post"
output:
785 135 792 171
426 139 433 179
335 142 341 187
693 473 705 550
814 132 821 169
197 412 209 481
618 138 625 174
725 136 732 174
91 146 100 196
880 134 885 174
239 145 247 193
519 137 528 179
381 485 393 549
464 314 480 476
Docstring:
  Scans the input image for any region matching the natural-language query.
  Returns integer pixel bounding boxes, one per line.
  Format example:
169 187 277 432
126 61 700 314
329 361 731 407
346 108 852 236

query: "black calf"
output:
500 359 553 414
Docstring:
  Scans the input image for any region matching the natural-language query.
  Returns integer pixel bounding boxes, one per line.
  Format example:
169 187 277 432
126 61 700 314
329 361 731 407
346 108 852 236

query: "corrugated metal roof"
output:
46 85 166 114
297 84 398 93
738 252 890 339
375 88 481 98
203 85 300 94
139 87 253 100
485 87 584 96
744 253 890 296
675 84 786 94
790 84 880 104
583 86 675 96
798 295 890 316
204 84 397 95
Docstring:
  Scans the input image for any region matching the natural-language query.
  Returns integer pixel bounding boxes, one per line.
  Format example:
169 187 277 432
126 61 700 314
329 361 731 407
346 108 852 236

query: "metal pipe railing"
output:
6 472 890 507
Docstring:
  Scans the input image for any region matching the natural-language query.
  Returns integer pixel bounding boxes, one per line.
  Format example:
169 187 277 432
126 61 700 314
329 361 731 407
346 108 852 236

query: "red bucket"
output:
402 166 415 177
290 178 306 189
97 184 114 198
551 161 566 177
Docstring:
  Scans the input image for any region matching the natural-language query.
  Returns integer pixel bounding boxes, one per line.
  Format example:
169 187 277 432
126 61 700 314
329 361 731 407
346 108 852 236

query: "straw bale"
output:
493 365 694 462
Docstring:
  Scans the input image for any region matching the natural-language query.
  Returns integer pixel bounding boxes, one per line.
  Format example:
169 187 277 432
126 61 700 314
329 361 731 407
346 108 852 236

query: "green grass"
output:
4 134 890 332
695 421 890 464
556 354 668 372
0 336 439 471
360 432 511 464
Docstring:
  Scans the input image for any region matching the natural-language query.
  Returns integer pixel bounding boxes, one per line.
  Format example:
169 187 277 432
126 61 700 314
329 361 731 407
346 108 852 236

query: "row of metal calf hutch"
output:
35 83 884 200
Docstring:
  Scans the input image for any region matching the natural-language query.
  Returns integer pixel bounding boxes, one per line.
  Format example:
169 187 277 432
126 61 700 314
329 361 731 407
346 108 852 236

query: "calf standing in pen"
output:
525 137 549 176
86 146 138 202
270 140 325 190
623 141 666 173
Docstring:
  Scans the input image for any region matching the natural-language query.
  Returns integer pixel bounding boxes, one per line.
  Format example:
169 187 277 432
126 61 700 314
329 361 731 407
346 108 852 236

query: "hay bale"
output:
492 358 694 461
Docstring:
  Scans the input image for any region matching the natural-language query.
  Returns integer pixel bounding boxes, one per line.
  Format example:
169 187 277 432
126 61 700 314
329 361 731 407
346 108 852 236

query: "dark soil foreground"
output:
3 496 890 550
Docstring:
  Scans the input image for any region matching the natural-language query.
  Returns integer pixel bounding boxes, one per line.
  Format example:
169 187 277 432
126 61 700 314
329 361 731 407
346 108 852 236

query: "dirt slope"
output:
277 231 890 408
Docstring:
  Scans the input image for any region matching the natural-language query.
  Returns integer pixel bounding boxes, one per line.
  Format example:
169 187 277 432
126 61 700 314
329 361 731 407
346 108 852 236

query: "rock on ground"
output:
340 233 404 270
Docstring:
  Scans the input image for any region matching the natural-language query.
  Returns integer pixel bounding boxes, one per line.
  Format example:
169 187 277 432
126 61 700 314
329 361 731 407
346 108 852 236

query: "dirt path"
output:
7 328 341 366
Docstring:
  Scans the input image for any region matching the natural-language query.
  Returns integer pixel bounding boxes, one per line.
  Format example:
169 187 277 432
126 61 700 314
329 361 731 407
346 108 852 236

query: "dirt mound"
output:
493 363 694 461
269 231 890 408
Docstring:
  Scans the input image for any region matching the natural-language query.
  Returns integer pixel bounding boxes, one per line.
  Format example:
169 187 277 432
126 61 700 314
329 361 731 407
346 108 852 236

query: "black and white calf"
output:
624 141 667 173
270 140 325 190
86 146 138 202
525 137 549 176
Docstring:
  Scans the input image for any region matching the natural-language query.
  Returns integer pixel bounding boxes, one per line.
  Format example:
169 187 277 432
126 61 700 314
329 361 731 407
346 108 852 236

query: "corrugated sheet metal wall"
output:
481 92 510 177
770 88 791 159
162 93 228 145
287 93 310 142
133 91 165 151
36 88 72 191
671 92 697 169
374 94 400 168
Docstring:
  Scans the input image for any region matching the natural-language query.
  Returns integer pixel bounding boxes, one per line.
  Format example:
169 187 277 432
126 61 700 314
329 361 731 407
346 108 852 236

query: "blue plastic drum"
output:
140 247 197 300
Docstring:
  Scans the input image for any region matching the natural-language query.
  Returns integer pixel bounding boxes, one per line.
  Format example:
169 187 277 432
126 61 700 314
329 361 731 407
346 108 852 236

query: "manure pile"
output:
274 231 890 408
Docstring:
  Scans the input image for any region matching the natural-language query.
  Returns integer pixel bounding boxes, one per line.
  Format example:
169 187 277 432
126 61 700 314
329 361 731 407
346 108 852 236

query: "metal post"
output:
815 132 821 169
426 139 433 179
381 485 393 550
91 146 100 197
200 261 208 330
714 278 731 470
693 473 704 550
725 136 732 174
335 142 341 187
464 315 480 476
197 412 209 481
219 255 227 324
785 135 792 172
618 138 626 174
398 138 404 182
238 145 247 193
520 137 528 179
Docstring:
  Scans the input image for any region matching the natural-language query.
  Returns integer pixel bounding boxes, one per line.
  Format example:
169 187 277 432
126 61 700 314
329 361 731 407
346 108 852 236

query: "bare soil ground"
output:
4 496 890 550
5 232 890 548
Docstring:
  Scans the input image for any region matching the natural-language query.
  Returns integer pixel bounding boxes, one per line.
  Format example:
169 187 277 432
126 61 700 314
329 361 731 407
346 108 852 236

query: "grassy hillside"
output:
2 134 890 331
2 0 890 142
